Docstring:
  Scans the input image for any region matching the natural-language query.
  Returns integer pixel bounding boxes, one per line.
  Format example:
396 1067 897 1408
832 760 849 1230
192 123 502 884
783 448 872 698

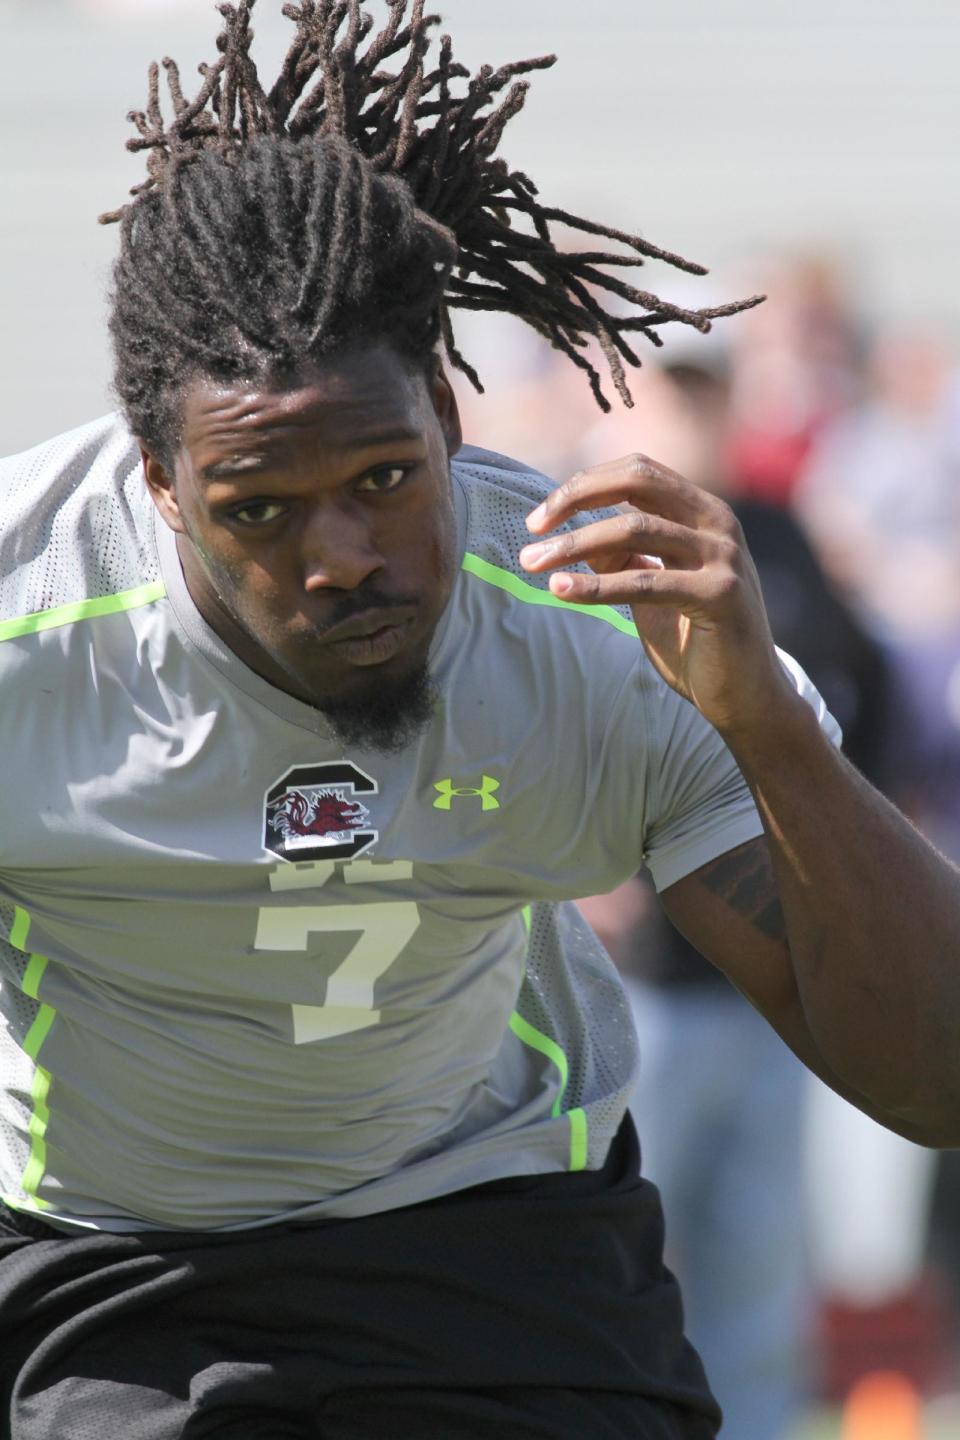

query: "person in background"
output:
793 323 960 1400
723 255 863 508
579 357 892 1440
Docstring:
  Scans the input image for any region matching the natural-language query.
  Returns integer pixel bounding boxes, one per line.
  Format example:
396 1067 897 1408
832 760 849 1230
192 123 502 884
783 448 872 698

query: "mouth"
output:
319 607 418 668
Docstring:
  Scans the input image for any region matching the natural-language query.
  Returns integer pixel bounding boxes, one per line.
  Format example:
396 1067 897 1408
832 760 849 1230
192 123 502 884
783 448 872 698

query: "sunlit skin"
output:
142 343 463 717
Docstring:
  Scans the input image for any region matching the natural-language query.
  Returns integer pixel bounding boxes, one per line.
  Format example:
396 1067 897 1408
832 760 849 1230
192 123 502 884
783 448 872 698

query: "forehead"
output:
179 346 430 469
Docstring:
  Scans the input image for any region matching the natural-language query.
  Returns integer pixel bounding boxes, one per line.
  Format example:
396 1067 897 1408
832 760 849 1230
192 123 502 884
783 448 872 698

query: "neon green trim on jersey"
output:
21 950 49 1004
0 581 166 644
20 1056 53 1207
462 553 638 638
9 906 30 954
512 905 568 1114
508 1011 569 1120
568 1108 588 1172
7 909 56 1211
465 548 626 1173
510 903 583 1168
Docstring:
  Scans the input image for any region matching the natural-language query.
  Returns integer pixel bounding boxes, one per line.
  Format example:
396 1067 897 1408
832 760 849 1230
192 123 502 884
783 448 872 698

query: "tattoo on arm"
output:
697 840 787 942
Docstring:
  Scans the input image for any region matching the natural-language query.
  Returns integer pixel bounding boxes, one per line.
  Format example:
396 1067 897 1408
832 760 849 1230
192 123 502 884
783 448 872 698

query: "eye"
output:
355 466 412 495
229 501 288 526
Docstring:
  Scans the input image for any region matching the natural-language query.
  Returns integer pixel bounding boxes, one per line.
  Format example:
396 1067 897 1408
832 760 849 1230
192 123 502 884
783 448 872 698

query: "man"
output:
1 4 959 1437
577 357 895 1440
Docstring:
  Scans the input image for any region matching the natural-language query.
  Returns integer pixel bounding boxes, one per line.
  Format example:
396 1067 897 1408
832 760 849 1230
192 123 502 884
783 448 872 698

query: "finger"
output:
526 453 723 536
519 511 706 574
547 564 724 609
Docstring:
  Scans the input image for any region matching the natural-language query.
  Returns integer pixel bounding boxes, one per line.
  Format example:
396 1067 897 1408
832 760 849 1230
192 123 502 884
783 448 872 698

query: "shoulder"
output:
0 414 157 631
442 445 659 770
452 443 556 505
451 444 557 565
0 413 139 495
450 444 633 630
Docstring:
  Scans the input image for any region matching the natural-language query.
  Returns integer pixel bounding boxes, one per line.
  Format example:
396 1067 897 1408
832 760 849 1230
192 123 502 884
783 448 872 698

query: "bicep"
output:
659 838 935 1144
659 837 791 1014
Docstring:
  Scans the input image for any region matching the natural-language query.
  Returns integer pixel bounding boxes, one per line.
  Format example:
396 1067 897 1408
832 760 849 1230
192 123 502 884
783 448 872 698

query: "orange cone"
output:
841 1371 924 1440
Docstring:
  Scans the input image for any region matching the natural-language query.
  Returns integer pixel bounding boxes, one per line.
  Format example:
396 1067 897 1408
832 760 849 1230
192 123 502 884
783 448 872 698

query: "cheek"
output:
204 547 254 604
233 560 299 629
183 512 247 591
202 541 288 628
433 489 459 587
429 516 457 594
391 503 456 598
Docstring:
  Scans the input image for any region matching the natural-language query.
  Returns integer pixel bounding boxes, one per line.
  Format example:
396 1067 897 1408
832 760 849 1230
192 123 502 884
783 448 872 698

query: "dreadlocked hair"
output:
102 0 763 461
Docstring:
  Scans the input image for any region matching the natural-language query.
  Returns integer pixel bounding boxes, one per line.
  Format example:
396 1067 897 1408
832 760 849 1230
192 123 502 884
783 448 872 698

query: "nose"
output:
301 499 386 593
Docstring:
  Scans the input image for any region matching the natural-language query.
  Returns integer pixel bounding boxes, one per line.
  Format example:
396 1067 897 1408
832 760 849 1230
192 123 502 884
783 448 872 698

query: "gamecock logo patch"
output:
264 762 378 863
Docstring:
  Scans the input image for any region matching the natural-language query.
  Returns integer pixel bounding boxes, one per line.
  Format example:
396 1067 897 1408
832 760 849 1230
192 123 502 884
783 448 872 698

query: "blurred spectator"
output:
792 324 960 1260
579 357 894 1439
792 323 960 1402
725 255 864 507
452 315 604 482
803 1077 950 1401
578 879 814 1440
626 359 892 776
451 251 867 501
794 323 960 641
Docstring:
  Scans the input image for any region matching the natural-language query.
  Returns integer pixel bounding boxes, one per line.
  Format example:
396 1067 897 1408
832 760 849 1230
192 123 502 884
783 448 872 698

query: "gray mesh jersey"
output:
0 415 839 1233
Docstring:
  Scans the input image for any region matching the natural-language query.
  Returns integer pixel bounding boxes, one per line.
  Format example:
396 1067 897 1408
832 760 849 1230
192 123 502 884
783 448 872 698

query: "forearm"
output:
724 691 960 1143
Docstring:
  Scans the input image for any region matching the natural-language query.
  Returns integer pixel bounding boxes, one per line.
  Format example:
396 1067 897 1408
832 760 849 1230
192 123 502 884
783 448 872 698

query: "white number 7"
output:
255 860 419 1043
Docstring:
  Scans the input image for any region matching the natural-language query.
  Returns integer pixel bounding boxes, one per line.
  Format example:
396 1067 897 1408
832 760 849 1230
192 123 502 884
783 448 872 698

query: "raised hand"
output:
519 452 796 739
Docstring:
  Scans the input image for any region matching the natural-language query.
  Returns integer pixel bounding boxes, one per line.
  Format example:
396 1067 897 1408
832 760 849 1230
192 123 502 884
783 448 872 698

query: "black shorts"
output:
0 1118 720 1439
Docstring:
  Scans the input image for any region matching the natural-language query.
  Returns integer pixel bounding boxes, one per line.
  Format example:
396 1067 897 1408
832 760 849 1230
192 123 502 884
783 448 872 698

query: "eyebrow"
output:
199 457 273 482
197 426 425 484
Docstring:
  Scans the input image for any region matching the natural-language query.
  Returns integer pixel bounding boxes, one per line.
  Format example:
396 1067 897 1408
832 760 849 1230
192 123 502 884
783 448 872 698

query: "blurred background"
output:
3 2 960 1436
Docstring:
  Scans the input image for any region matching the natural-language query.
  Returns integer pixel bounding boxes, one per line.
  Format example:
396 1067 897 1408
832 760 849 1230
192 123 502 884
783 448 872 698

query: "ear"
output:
430 365 463 459
140 445 187 535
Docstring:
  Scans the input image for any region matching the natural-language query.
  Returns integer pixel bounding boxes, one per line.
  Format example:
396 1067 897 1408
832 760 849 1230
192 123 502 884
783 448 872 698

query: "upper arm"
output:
659 836 938 1145
659 836 793 1018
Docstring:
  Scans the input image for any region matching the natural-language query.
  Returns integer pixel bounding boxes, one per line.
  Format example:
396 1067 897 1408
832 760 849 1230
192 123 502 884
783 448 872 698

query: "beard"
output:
317 661 438 753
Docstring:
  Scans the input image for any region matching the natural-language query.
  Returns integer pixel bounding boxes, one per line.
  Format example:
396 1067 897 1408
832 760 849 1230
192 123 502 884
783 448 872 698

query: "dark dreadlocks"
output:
102 0 763 463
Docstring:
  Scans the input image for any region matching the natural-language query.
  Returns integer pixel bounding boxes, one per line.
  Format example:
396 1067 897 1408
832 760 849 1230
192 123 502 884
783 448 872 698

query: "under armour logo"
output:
433 777 502 812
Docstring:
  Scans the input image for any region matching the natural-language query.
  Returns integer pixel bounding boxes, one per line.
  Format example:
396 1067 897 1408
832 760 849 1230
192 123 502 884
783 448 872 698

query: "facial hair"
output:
318 662 439 753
